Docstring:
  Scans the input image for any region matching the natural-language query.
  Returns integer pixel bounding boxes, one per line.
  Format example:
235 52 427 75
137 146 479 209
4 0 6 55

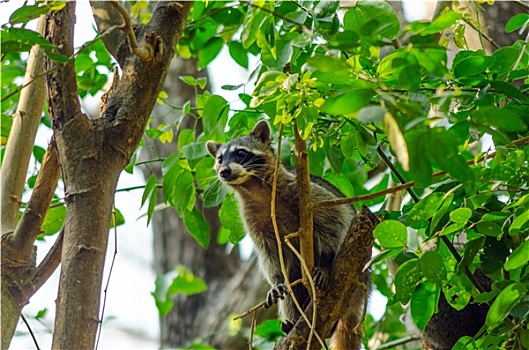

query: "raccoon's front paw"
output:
281 320 294 334
265 283 286 308
313 267 330 290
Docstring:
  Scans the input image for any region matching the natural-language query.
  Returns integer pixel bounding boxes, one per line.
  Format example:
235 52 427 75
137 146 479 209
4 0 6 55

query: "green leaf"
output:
219 195 246 244
202 95 229 139
458 236 485 273
254 319 284 339
509 209 529 235
241 3 271 49
419 251 447 285
453 55 496 78
505 13 529 33
486 282 526 328
228 41 248 69
356 106 387 124
202 180 229 208
141 175 158 208
430 193 454 236
406 131 433 187
110 208 125 228
124 153 137 174
343 0 399 40
443 274 472 311
476 221 502 237
198 37 224 69
504 241 529 271
163 163 195 216
374 220 408 249
395 258 423 304
184 207 211 248
261 39 293 69
320 88 375 115
410 281 440 330
9 4 63 25
306 55 350 74
425 129 475 193
364 247 403 271
384 112 409 171
490 81 528 103
472 107 527 133
450 208 472 224
182 143 208 169
32 145 46 163
419 10 461 35
152 265 207 317
406 192 445 227
41 204 66 235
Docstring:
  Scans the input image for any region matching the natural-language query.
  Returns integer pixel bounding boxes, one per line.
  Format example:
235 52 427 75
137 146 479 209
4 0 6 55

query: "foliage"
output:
2 0 529 348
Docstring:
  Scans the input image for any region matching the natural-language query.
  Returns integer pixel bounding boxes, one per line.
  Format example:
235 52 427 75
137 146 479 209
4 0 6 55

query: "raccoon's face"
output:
206 121 273 186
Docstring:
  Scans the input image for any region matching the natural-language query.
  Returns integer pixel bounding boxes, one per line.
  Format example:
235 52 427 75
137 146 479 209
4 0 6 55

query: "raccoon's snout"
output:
219 167 232 179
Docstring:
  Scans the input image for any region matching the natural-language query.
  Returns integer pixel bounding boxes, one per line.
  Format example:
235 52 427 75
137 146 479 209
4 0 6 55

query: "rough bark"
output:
275 207 377 350
39 2 193 348
140 56 273 348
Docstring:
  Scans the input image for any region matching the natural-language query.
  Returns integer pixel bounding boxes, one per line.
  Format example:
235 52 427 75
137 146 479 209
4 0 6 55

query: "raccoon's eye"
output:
217 155 223 164
234 149 248 158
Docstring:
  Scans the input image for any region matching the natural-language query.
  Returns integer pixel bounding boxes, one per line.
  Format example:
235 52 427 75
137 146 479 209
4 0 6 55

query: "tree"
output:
2 1 528 349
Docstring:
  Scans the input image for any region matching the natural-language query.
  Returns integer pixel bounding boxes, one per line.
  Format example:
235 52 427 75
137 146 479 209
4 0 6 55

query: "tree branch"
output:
28 228 63 298
1 15 47 237
13 142 60 258
276 207 377 350
293 123 314 284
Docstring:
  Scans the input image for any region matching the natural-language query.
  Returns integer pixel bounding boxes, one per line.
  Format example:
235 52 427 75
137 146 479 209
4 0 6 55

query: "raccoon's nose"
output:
220 167 232 179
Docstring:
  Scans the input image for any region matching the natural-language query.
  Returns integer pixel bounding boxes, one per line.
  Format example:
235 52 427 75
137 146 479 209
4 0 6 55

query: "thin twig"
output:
248 309 257 350
21 314 41 350
461 16 500 50
95 208 119 349
110 0 151 60
284 234 325 350
513 29 529 72
376 335 421 350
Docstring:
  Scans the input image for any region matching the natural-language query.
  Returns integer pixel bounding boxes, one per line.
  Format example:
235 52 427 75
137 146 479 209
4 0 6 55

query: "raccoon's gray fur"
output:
207 121 367 349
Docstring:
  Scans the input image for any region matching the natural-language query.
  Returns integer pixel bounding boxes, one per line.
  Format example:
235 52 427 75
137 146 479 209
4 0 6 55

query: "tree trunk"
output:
140 56 273 348
482 1 528 48
46 2 192 348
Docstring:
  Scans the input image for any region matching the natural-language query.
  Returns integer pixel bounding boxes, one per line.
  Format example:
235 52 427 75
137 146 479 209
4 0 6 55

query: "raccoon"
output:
206 120 367 349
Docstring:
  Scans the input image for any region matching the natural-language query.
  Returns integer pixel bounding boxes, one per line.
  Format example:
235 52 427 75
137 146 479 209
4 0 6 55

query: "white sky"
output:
1 1 431 348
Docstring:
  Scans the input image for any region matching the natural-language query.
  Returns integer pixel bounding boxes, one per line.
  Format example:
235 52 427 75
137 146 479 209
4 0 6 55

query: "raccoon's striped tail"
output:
329 309 363 350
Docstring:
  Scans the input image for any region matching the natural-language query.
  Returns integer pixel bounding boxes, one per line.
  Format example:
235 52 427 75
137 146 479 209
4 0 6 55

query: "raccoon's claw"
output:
265 283 286 308
313 267 330 290
281 320 294 334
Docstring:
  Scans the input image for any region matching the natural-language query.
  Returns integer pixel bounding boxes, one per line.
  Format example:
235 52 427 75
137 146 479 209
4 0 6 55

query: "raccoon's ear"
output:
251 120 271 143
206 141 221 157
